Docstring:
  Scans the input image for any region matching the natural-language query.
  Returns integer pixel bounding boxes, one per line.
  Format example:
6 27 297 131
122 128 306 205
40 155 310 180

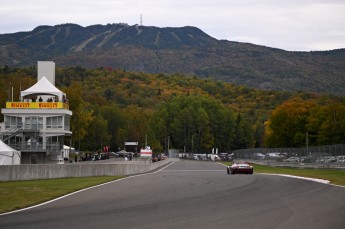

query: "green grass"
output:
223 162 345 186
0 176 124 213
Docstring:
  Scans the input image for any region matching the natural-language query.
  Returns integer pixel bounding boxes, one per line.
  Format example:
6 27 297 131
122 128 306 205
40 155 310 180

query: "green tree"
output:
233 114 255 150
149 107 169 153
83 114 110 151
99 105 125 151
121 105 152 149
316 102 345 145
151 95 235 153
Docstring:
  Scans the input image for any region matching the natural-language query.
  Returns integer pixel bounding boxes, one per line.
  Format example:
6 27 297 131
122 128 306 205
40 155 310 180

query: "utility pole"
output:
167 136 170 155
306 132 308 156
192 135 194 154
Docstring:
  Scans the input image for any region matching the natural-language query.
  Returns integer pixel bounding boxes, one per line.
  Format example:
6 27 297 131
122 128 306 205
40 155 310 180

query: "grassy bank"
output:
223 162 345 186
0 176 124 213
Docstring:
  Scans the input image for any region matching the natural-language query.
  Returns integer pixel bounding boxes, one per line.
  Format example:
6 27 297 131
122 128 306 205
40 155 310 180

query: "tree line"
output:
0 66 344 153
264 97 345 147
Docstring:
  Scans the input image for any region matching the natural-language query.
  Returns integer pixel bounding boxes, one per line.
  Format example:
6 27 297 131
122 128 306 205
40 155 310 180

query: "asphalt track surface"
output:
0 160 344 229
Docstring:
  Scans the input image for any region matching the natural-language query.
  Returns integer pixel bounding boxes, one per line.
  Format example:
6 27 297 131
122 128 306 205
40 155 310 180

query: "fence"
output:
232 144 345 163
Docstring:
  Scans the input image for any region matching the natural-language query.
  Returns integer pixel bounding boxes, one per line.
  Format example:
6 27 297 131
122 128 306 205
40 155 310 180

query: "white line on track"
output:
217 162 345 188
261 173 330 184
0 161 176 216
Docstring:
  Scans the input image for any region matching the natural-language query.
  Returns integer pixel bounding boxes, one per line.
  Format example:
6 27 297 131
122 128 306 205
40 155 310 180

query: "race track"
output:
1 160 344 229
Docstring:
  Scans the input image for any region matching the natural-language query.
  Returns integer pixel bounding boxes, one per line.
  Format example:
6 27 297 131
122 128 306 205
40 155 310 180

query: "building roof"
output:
20 76 66 100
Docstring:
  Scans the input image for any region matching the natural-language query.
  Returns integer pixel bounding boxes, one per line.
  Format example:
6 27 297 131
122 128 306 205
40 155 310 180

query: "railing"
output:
3 122 41 132
1 130 21 142
7 142 62 152
1 124 41 147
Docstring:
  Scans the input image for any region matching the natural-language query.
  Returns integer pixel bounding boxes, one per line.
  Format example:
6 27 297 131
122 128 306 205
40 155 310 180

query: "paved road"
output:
1 160 344 229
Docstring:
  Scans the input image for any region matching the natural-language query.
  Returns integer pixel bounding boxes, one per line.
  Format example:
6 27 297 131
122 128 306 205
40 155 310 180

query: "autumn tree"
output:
264 98 317 147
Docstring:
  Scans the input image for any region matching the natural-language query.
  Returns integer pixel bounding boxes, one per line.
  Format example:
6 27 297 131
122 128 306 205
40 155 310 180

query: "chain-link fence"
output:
233 144 345 163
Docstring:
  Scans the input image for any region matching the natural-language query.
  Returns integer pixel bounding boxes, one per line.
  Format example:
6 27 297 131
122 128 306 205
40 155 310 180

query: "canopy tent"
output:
20 76 66 101
0 140 21 165
62 145 75 158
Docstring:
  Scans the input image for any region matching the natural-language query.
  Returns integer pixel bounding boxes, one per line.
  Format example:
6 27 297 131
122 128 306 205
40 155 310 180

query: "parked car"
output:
283 157 300 163
266 152 287 161
99 153 109 160
336 155 345 163
316 156 338 163
152 156 158 163
227 162 253 174
299 156 312 163
219 153 233 162
92 154 100 161
324 156 337 163
252 153 265 160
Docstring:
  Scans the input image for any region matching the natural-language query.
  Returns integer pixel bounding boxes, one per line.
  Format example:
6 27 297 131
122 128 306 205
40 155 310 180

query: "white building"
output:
38 61 55 84
0 63 72 164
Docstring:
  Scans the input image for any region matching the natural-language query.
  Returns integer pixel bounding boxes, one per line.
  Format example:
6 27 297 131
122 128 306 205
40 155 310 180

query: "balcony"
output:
7 142 62 153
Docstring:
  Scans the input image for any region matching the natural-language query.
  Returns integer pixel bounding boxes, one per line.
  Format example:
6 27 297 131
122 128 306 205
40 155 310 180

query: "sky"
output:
1 0 345 51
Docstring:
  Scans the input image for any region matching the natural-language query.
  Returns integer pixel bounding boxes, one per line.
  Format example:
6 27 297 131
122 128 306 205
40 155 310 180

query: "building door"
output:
30 154 37 164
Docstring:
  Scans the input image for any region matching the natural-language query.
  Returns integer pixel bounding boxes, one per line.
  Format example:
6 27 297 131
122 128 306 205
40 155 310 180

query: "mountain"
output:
1 23 345 95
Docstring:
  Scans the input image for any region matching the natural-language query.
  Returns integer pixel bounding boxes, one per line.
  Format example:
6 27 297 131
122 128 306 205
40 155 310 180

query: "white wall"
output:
38 61 55 85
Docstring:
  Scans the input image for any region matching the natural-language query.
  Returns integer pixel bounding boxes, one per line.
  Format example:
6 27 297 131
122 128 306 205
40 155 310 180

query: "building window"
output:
46 136 63 151
25 117 43 130
5 116 22 129
47 116 63 129
64 115 70 131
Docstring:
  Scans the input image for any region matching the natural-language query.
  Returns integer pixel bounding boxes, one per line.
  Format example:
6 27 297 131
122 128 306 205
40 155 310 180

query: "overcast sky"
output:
1 0 344 51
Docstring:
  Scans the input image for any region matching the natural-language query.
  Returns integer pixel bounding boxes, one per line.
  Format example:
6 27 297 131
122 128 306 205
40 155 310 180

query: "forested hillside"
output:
1 23 345 95
1 66 344 153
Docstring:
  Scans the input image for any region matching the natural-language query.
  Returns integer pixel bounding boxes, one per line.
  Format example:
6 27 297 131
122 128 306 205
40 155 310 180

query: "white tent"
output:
0 140 21 165
20 76 66 101
62 145 75 158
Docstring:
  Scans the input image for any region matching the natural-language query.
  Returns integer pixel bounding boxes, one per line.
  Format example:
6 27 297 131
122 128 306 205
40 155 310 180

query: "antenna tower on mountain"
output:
140 14 143 26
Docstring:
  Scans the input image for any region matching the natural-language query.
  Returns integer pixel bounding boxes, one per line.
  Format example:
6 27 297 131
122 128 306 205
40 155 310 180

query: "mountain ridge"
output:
1 23 345 95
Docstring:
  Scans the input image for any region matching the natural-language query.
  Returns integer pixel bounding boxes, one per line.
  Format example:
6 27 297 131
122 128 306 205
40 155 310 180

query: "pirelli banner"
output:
6 102 69 109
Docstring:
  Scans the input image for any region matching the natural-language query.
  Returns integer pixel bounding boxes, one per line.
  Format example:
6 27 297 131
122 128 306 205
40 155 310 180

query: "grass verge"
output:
0 176 124 213
223 162 345 186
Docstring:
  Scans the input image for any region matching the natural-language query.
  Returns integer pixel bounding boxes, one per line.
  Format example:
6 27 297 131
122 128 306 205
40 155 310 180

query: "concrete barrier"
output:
0 159 175 181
